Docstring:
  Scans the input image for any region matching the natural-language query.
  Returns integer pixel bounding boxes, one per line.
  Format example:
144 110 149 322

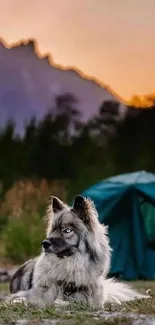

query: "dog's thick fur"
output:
8 195 148 307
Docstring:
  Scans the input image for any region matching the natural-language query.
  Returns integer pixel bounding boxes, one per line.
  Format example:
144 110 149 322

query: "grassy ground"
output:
0 281 155 324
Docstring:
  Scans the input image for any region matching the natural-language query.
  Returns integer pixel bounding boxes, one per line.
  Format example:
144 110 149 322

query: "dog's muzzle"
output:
42 237 77 257
42 239 51 250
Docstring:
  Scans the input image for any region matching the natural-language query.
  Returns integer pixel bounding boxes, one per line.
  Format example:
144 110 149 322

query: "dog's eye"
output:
62 227 73 234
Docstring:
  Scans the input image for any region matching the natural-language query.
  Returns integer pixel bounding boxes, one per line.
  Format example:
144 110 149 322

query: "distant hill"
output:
0 38 127 133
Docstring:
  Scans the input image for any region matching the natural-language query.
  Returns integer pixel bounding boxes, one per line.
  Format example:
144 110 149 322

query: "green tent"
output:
81 171 155 280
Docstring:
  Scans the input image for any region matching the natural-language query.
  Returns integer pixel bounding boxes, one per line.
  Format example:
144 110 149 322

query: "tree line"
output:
0 92 155 201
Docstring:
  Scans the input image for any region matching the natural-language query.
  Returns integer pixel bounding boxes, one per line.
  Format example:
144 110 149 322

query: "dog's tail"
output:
103 278 150 304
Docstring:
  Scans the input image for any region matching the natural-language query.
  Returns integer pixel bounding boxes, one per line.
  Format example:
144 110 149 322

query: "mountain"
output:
0 38 127 133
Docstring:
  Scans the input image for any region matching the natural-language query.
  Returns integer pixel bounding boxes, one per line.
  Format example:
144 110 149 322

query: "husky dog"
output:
8 195 148 307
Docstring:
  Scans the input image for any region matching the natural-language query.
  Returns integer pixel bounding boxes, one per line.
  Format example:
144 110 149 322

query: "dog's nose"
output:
42 239 51 249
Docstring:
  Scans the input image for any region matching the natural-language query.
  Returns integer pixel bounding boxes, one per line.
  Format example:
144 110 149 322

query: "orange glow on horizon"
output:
0 0 155 102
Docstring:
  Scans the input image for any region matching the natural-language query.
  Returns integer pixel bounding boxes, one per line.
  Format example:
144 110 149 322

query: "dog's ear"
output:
73 195 97 227
46 196 65 235
51 196 65 213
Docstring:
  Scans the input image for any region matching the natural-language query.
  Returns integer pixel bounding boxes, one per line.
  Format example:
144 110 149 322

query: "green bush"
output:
0 178 67 262
0 214 8 233
3 212 45 263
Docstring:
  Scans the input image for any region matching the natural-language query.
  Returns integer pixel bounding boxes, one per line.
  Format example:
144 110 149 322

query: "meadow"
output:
0 281 155 324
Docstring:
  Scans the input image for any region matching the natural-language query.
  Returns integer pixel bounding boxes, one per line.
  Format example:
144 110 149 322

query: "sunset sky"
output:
0 0 155 100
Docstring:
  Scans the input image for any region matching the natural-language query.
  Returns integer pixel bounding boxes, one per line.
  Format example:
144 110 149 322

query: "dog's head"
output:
42 195 111 275
42 195 95 256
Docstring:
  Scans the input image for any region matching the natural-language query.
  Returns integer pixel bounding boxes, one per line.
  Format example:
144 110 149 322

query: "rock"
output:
0 268 8 275
16 320 28 325
0 266 19 283
0 268 9 283
40 321 65 325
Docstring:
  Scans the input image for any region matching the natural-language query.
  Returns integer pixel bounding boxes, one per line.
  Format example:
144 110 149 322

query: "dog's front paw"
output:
5 294 28 306
54 298 70 307
11 297 28 306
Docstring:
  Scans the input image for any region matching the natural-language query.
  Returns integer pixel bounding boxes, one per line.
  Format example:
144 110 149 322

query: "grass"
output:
0 301 135 325
0 282 9 291
0 281 155 324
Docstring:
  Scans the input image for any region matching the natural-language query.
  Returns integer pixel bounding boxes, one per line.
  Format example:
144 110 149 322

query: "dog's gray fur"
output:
8 195 148 307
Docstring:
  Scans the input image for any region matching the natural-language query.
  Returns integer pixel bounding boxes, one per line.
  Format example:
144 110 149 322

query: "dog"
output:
7 195 148 308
